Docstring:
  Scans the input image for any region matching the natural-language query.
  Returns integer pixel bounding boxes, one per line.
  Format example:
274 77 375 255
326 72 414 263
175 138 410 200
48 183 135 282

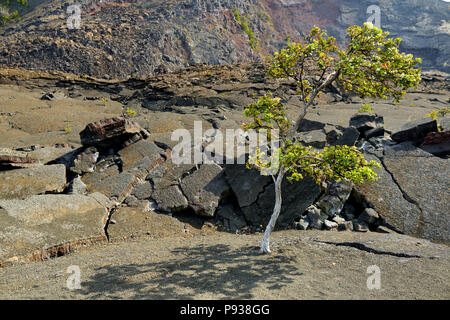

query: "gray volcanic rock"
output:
224 164 272 208
0 148 38 168
383 147 450 242
0 192 109 265
421 131 450 156
355 144 450 243
306 205 328 230
118 140 164 171
0 164 66 200
70 147 99 174
391 118 438 143
242 176 321 228
333 126 360 146
215 204 247 232
316 180 353 217
439 118 450 132
296 130 327 149
354 153 422 235
349 113 384 136
87 172 138 202
151 184 189 213
131 182 153 200
180 164 230 217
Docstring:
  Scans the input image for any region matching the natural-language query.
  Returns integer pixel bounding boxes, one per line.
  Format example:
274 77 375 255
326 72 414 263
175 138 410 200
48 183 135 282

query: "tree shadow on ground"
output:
78 244 303 299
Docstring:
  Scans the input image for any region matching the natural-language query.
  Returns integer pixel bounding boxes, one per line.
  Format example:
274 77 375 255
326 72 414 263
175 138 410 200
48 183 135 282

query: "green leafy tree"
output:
244 23 422 254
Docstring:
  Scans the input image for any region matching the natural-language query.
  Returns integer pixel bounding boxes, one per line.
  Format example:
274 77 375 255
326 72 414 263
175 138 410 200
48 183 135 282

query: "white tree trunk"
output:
260 172 284 254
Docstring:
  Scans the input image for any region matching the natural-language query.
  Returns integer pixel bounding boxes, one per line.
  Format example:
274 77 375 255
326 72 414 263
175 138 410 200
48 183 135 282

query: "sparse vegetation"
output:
100 97 108 106
0 0 26 26
427 106 450 131
258 9 274 27
232 7 258 51
125 107 137 117
64 121 71 134
358 103 374 113
427 106 450 120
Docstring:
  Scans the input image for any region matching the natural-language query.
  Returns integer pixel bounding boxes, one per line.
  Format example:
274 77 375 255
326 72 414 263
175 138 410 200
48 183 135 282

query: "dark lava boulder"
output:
391 118 438 143
355 143 450 243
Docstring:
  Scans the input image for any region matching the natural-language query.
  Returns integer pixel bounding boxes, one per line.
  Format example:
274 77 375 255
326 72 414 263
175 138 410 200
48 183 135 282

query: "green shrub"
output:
427 107 450 120
64 122 71 134
125 107 137 117
358 103 374 113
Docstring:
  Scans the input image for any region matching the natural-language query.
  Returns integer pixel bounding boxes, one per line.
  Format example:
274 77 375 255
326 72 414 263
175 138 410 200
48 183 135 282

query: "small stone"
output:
316 181 353 216
338 221 354 231
69 176 87 195
294 218 309 230
124 195 139 206
70 147 99 174
151 184 188 212
334 126 360 146
306 205 327 230
332 216 346 224
324 220 338 230
353 220 369 232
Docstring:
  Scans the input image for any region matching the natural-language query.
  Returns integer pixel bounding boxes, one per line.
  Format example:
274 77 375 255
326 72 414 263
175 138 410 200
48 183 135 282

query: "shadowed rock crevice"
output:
316 241 422 259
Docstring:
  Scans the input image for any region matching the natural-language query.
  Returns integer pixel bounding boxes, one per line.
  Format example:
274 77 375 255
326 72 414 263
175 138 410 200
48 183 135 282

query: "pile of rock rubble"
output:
0 111 448 266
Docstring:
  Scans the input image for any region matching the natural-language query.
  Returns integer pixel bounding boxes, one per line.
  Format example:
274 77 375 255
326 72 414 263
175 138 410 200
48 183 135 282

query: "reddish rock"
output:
421 130 450 155
0 148 38 168
80 117 150 149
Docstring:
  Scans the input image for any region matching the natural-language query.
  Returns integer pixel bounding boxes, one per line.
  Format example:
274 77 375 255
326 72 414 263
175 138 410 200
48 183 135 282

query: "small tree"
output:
244 23 422 254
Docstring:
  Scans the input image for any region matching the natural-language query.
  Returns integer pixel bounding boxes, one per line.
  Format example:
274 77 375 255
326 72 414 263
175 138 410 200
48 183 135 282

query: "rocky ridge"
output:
0 0 449 78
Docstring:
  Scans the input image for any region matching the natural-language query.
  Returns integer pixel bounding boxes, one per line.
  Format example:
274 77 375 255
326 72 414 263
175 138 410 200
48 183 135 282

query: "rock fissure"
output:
316 241 422 259
376 153 427 235
240 178 273 210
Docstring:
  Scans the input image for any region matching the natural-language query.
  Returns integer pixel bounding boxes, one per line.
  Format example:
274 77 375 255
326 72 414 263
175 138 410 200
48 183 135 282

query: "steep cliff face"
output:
0 0 448 78
327 0 450 73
